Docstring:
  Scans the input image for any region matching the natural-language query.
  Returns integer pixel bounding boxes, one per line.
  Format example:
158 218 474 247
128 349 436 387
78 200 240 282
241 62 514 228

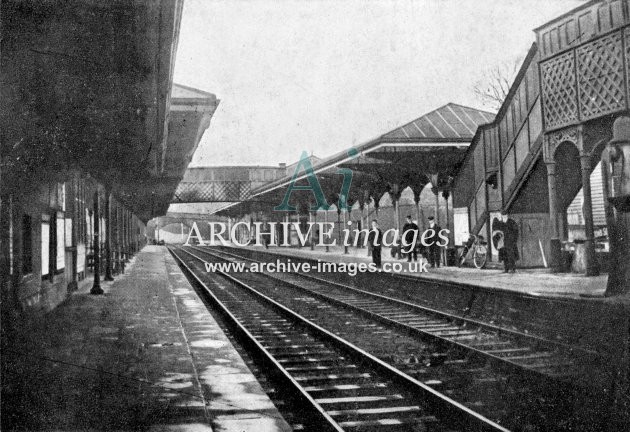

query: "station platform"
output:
1 246 291 432
226 244 608 299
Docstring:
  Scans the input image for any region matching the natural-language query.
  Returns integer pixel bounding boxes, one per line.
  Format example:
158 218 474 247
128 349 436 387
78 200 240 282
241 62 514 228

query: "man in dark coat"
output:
504 214 519 272
426 215 442 268
493 212 519 272
402 215 419 262
367 219 384 268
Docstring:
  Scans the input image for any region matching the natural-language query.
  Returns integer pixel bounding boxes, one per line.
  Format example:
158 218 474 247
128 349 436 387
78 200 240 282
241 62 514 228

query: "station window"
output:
22 214 33 274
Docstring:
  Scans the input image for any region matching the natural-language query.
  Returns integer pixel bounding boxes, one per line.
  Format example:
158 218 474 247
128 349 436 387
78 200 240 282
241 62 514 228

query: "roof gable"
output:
172 83 217 101
381 103 495 141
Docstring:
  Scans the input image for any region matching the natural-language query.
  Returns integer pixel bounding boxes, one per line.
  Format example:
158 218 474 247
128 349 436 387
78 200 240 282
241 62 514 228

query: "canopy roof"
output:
213 103 493 216
380 103 494 141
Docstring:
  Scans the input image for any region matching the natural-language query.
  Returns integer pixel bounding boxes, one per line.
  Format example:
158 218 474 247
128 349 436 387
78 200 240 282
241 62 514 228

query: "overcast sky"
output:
174 0 583 167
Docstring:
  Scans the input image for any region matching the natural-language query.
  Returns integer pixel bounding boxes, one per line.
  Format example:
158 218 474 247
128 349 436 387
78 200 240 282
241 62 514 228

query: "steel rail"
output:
169 246 345 432
211 245 599 358
192 246 583 382
172 245 510 432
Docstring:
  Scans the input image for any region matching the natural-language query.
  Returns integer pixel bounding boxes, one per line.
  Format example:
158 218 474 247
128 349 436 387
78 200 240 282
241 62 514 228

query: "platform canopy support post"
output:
91 189 103 295
104 187 114 281
323 208 329 253
544 148 562 273
443 189 452 248
430 174 440 226
389 183 401 233
309 209 315 251
577 124 599 277
413 190 421 228
580 153 599 277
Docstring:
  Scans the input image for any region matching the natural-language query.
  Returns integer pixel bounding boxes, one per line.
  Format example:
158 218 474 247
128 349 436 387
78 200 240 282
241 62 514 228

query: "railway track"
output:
169 246 507 432
182 245 606 431
206 245 599 381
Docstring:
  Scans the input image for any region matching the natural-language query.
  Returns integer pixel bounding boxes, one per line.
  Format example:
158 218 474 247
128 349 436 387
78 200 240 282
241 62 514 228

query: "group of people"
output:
368 212 520 272
367 215 443 269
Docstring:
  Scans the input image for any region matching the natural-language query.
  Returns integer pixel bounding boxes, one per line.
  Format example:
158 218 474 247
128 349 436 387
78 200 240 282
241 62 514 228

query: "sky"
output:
174 0 584 167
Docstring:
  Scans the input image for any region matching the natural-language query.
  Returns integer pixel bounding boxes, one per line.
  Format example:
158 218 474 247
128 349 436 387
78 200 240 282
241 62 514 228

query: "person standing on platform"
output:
368 219 383 268
402 215 419 262
503 212 519 273
427 216 442 268
493 212 519 272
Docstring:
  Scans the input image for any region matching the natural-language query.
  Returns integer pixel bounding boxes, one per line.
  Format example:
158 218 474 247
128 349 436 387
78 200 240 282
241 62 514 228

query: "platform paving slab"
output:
1 245 291 432
227 244 608 298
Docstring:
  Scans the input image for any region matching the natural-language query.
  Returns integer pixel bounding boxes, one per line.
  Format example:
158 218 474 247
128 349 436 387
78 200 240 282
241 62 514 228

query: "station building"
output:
0 1 219 314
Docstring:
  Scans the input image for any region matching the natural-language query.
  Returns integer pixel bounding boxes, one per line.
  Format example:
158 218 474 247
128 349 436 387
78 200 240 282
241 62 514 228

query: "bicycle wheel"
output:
473 245 487 269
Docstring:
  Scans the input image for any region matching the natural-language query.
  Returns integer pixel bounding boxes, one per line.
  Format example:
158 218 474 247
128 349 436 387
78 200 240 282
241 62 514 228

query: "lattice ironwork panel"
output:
578 31 625 120
173 181 252 202
541 51 578 130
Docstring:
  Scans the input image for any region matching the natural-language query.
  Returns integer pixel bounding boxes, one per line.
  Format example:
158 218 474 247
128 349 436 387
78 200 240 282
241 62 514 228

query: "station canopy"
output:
209 103 494 217
3 1 219 222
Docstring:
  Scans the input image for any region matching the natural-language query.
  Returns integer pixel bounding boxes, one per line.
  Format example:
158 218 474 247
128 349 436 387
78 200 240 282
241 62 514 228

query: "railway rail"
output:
169 245 508 432
206 245 600 380
179 245 607 431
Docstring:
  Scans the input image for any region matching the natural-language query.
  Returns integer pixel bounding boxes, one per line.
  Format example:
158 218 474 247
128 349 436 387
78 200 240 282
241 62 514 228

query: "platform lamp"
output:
604 116 630 296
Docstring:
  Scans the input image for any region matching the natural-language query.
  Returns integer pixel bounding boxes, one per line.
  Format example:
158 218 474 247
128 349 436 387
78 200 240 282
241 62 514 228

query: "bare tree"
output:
472 57 523 111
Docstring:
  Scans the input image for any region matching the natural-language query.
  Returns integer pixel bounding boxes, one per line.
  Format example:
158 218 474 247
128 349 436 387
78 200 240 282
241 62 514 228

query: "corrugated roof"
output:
381 103 495 141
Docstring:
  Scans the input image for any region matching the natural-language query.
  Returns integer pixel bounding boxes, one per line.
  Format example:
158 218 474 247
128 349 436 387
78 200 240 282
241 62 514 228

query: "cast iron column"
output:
336 206 342 245
90 190 103 295
309 210 314 250
323 209 329 252
580 154 599 276
432 185 440 225
414 191 421 227
104 188 113 281
390 184 400 233
546 161 562 271
68 175 78 291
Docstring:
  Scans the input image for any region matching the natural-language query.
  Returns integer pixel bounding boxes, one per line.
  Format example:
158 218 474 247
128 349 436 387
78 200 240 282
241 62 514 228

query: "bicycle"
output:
457 234 488 269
